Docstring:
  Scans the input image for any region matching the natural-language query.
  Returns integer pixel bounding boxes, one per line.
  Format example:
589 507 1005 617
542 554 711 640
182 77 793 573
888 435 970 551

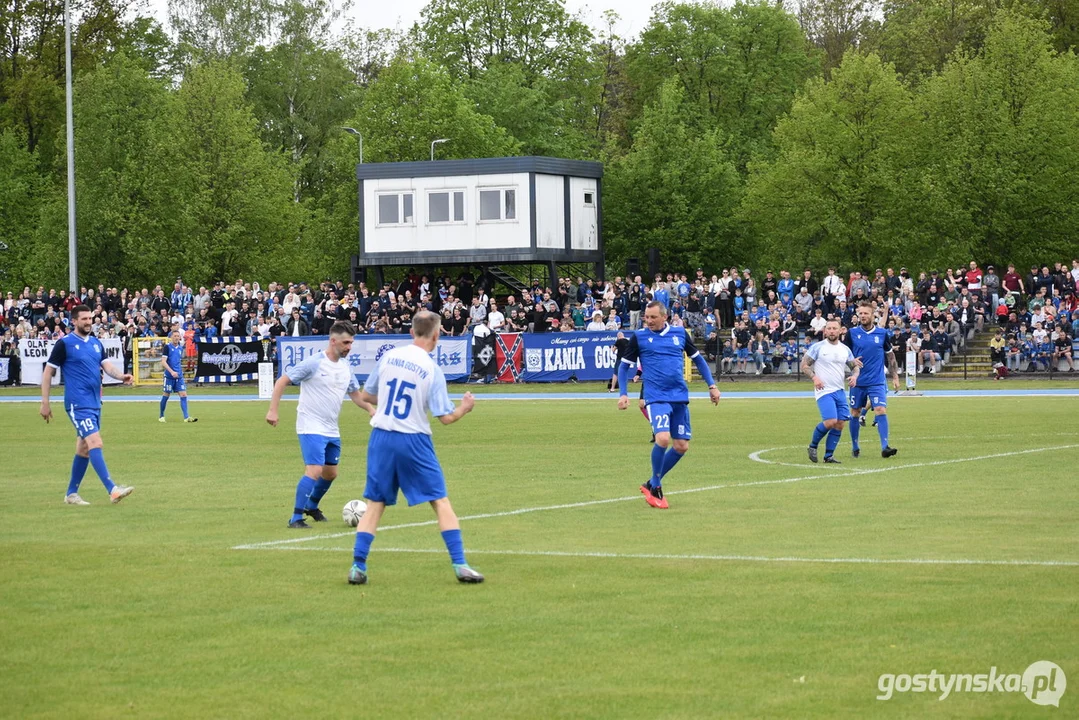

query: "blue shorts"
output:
816 390 851 422
298 434 341 467
647 402 692 440
737 348 749 359
67 406 101 438
162 373 187 394
365 429 447 507
850 384 888 411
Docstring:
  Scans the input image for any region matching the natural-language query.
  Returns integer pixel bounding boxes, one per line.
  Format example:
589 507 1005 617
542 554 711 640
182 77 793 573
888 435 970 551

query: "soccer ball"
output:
342 499 367 527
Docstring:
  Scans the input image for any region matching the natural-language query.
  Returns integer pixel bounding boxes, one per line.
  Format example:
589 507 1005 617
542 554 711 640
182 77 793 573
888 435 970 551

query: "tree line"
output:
1 0 1076 290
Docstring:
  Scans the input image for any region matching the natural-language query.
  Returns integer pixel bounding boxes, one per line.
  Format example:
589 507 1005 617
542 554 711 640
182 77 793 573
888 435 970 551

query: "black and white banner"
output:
0 356 11 385
195 336 265 382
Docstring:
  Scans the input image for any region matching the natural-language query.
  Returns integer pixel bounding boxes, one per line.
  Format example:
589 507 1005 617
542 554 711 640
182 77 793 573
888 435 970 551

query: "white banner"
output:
277 335 471 384
18 337 124 385
0 356 9 384
18 338 59 386
101 337 124 385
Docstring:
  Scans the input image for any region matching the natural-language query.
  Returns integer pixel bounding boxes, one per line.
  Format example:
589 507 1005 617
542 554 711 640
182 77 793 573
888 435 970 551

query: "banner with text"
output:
17 337 123 385
276 335 471 386
195 337 266 383
18 338 57 385
0 356 11 385
521 331 623 383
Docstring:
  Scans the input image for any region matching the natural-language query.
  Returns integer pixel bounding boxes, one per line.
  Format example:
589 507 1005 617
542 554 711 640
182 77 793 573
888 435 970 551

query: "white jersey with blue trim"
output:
286 353 360 437
365 344 454 436
805 339 854 400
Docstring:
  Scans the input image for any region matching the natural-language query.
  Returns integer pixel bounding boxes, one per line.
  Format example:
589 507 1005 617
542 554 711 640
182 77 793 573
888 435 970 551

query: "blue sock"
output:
650 443 665 484
877 415 890 449
441 529 466 565
810 422 828 449
849 414 861 450
825 428 842 457
657 448 685 484
304 478 332 510
180 396 189 419
291 475 316 523
68 455 89 495
159 395 168 418
353 531 374 570
88 448 115 492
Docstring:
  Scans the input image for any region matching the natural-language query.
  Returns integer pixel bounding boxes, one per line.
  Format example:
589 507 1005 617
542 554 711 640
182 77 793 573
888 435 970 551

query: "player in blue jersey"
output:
348 311 483 585
617 301 721 509
40 305 135 505
266 321 373 528
159 329 197 423
802 320 860 464
845 303 900 458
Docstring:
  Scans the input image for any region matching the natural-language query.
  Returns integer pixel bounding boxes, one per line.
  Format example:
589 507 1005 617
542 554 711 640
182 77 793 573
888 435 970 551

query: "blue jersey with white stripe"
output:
46 333 108 409
845 325 892 387
620 324 699 404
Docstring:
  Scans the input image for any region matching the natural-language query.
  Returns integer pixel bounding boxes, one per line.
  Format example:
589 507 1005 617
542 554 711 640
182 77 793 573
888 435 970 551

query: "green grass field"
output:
2 392 1077 718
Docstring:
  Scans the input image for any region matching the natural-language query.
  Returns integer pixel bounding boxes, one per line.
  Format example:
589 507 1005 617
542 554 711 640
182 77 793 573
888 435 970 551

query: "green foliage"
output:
350 56 520 163
604 81 742 271
140 61 302 286
0 130 48 286
916 11 1079 269
741 52 921 270
628 1 817 171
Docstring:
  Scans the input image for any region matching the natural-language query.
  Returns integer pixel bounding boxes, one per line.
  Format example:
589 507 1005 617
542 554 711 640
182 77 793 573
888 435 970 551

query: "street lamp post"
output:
431 138 450 161
64 0 77 292
341 127 363 164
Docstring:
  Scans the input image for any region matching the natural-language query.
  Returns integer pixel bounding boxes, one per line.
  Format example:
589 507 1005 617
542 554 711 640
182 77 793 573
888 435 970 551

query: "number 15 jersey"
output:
365 344 455 436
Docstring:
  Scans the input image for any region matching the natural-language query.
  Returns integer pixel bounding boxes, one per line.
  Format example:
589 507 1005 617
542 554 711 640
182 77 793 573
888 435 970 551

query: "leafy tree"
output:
628 1 818 171
741 52 922 270
244 0 358 203
57 52 169 287
140 61 302 286
603 81 742 271
917 12 1079 268
0 130 48 286
796 0 878 76
350 55 519 163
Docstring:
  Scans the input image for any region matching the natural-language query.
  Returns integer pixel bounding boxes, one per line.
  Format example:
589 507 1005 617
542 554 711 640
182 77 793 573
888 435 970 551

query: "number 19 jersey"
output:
365 344 455 436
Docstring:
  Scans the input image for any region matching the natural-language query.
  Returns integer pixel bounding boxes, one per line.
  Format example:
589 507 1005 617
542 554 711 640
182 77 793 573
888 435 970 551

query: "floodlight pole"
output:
431 138 450 161
65 0 77 292
342 127 363 164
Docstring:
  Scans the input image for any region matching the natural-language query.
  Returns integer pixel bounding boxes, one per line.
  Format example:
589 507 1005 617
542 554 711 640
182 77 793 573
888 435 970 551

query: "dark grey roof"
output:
356 156 603 181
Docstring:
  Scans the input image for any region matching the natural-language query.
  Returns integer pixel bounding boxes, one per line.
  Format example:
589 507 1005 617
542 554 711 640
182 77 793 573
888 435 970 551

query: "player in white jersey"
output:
347 310 483 585
266 321 373 528
801 320 860 464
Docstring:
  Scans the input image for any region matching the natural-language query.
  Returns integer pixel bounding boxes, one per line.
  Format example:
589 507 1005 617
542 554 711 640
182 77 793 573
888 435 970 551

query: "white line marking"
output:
747 432 1079 466
231 443 1079 551
236 546 1079 568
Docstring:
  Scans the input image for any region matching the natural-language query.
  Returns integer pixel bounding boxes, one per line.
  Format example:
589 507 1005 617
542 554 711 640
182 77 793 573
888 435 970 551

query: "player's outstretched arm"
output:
103 360 132 385
437 391 474 425
265 375 293 426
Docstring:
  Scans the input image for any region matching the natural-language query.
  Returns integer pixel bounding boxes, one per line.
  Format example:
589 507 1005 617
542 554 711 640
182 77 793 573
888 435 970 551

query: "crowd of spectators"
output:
3 259 1077 381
